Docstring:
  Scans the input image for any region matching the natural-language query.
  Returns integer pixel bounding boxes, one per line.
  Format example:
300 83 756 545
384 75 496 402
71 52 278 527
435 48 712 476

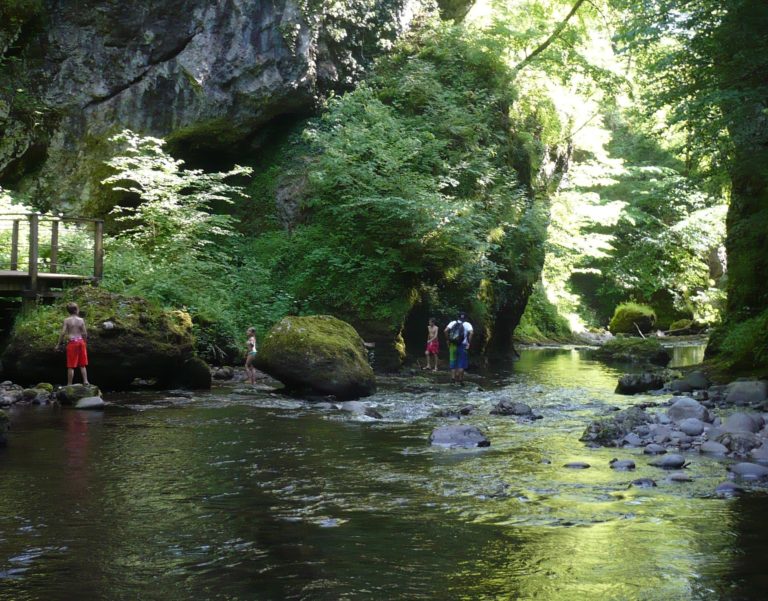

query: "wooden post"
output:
50 219 59 273
28 213 39 295
10 220 19 270
93 220 104 280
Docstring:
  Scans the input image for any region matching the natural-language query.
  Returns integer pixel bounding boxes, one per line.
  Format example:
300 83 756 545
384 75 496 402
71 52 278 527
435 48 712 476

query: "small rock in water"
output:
490 400 533 416
668 471 692 482
623 433 643 447
643 444 667 455
609 459 636 471
728 462 768 479
564 462 591 469
540 458 552 464
364 407 383 419
74 396 105 410
649 454 687 469
429 425 490 448
630 478 657 488
715 481 744 497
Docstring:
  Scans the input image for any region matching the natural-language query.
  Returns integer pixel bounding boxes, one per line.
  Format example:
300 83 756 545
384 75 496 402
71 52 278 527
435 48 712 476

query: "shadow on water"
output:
3 340 768 600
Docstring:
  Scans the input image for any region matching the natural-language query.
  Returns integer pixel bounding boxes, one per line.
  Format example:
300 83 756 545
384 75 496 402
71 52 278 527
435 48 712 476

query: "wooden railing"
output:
0 213 104 298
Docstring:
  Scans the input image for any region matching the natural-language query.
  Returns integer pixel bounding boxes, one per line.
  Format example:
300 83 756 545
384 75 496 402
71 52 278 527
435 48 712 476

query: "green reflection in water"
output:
1 343 767 601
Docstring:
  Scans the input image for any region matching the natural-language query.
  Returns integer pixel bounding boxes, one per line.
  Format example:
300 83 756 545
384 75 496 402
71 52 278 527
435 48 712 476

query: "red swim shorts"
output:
66 338 89 369
426 340 439 354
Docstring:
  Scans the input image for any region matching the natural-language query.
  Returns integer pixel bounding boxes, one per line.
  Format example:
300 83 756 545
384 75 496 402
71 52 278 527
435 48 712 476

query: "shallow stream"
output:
2 342 767 600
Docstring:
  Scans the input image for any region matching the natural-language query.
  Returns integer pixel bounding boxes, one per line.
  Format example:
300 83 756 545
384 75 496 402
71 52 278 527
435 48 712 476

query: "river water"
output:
2 342 767 601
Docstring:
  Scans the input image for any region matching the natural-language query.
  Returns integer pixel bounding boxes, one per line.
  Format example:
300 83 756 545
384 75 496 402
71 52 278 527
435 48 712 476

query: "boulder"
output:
749 444 768 462
728 462 768 479
725 380 768 405
716 431 762 455
700 440 728 455
256 315 375 401
3 287 208 389
678 418 706 437
667 398 710 423
593 338 670 366
429 425 490 448
722 412 763 434
615 372 665 395
21 387 53 405
57 384 102 405
643 443 667 455
608 303 656 334
668 379 693 393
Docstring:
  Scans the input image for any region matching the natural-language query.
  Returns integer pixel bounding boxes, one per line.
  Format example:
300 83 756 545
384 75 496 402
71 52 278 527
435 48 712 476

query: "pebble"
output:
668 471 692 482
564 462 591 469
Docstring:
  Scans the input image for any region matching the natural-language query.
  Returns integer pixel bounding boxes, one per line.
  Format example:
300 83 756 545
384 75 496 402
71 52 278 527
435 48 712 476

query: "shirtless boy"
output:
55 302 90 386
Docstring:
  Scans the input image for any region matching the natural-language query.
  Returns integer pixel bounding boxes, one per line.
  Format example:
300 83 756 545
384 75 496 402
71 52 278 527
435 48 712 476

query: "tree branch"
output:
513 0 588 75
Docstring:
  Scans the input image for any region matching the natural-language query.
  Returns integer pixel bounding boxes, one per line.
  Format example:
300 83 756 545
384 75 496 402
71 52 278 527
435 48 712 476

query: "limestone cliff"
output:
0 0 441 212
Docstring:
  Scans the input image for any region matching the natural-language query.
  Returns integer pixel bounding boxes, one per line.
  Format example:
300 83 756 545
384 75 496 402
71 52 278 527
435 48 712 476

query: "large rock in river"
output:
255 315 375 401
2 287 210 390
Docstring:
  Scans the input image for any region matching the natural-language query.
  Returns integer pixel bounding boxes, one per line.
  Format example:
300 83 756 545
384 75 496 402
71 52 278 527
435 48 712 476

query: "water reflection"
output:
2 342 767 600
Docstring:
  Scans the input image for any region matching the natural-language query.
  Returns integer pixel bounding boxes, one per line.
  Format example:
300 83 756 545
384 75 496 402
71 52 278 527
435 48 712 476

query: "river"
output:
1 342 767 600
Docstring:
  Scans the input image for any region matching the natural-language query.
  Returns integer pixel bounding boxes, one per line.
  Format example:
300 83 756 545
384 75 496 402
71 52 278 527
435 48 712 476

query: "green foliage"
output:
515 283 573 342
98 132 296 363
246 22 546 333
608 302 655 334
707 309 768 377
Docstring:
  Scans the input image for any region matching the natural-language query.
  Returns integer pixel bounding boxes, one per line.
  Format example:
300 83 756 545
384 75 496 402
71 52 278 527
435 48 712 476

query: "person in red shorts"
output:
55 302 90 386
424 318 440 371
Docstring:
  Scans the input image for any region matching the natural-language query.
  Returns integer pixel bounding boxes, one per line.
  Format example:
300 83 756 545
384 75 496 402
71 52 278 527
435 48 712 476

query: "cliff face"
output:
0 0 440 212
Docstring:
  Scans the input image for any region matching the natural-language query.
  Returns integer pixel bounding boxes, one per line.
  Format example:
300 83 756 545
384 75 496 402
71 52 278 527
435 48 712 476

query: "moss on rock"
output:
593 337 671 366
609 302 656 334
256 315 375 400
3 286 210 389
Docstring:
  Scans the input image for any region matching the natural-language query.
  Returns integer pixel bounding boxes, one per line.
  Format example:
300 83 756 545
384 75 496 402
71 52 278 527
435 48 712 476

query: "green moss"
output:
669 318 693 331
609 302 656 334
593 337 671 366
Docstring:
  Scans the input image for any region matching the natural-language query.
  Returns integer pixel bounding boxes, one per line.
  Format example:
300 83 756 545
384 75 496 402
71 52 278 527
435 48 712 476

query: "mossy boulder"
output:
669 319 694 331
255 315 376 400
608 303 656 334
593 337 671 366
57 384 102 405
2 287 211 390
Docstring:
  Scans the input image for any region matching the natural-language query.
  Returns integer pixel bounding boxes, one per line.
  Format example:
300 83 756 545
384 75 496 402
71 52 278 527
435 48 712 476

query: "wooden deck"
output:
0 213 103 303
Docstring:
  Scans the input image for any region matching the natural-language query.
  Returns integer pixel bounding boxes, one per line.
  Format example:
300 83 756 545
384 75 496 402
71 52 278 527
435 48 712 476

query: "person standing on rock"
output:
444 313 473 386
55 302 90 386
245 327 258 385
424 318 440 371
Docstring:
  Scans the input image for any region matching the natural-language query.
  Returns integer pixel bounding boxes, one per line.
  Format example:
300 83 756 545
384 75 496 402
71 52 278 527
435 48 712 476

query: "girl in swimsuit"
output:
245 327 258 384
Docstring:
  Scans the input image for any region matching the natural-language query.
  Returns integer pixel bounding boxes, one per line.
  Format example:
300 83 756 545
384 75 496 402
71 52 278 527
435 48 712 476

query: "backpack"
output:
448 320 464 345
